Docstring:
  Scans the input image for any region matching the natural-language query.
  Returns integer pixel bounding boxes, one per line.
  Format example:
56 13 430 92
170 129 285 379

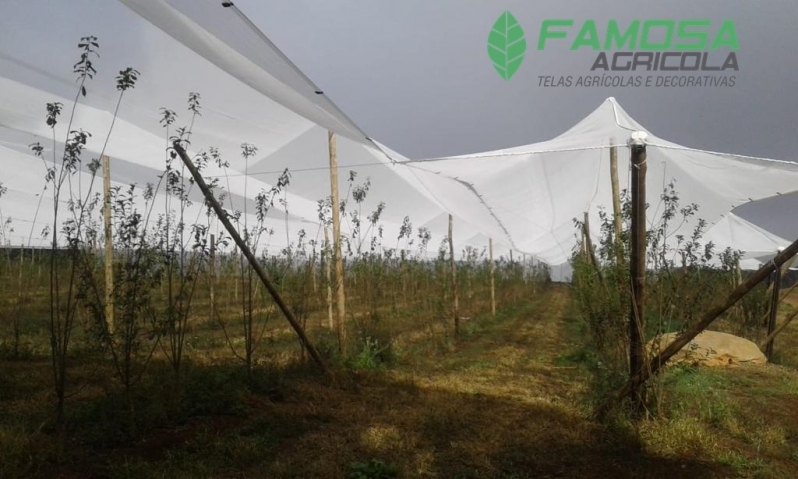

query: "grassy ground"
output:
2 284 798 478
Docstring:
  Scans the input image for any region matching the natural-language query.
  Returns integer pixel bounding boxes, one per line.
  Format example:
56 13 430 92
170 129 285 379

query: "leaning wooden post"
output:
760 307 798 350
610 144 624 265
765 264 782 359
778 278 798 307
102 155 114 334
761 249 794 311
595 237 798 418
448 214 460 337
583 212 603 283
753 277 798 328
628 134 648 414
328 131 347 354
489 238 496 317
768 251 795 290
172 142 328 372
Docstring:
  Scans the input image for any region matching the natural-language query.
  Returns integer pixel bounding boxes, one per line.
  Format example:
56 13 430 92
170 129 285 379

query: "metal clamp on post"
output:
628 131 648 169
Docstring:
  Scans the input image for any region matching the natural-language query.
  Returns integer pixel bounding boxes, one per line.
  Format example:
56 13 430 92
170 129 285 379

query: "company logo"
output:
487 14 739 87
487 11 527 80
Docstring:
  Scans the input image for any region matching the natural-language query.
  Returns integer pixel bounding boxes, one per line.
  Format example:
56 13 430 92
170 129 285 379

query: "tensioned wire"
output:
13 139 780 263
196 141 798 181
198 141 777 264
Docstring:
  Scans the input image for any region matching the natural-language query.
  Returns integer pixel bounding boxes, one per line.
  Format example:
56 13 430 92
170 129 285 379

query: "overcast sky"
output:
231 0 798 240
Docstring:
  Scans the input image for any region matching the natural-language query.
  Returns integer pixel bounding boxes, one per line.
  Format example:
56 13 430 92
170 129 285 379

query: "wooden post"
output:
310 246 317 294
328 131 346 354
579 224 590 263
209 234 215 324
583 212 604 284
522 252 527 286
629 140 647 414
233 249 239 301
734 258 742 286
489 238 495 317
582 213 591 263
448 214 460 337
766 266 782 359
102 155 114 334
583 213 602 268
324 227 333 329
610 144 624 265
18 244 23 317
18 244 23 289
595 237 798 417
172 142 328 372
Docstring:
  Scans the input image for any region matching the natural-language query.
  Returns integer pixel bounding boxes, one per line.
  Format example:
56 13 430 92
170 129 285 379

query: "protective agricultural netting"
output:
398 98 798 265
0 0 497 260
0 0 795 273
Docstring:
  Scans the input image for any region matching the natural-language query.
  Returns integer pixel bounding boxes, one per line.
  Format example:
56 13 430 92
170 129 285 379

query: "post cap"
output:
628 131 648 146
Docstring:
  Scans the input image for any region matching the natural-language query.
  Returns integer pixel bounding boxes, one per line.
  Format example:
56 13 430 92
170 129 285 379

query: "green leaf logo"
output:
487 11 527 80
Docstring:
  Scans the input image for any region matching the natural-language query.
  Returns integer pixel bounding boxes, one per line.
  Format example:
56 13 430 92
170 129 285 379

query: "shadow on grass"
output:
1 358 735 479
334 375 724 479
47 369 726 479
0 323 739 479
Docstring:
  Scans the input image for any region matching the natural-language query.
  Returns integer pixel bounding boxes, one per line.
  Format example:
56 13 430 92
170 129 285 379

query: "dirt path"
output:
235 285 721 478
399 284 587 406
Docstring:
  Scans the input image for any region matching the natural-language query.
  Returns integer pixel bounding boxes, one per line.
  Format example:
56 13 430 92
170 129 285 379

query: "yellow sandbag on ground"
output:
647 331 767 367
